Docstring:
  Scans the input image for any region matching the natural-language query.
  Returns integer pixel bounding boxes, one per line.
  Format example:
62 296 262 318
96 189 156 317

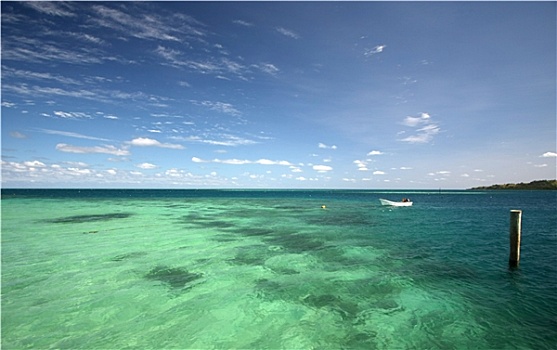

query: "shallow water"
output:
2 189 556 349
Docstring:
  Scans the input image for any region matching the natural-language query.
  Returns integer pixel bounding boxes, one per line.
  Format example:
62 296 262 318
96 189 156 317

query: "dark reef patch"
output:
227 227 275 237
204 220 236 229
265 233 325 253
211 234 238 242
177 213 236 230
45 212 133 224
306 212 374 227
228 245 273 266
145 265 203 290
302 293 360 320
111 251 148 262
343 332 377 349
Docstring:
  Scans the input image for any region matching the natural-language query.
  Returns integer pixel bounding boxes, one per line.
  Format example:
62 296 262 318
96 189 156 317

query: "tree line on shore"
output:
470 179 557 190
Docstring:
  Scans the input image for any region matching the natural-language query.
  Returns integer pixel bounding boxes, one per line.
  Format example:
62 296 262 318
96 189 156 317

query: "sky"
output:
1 1 556 189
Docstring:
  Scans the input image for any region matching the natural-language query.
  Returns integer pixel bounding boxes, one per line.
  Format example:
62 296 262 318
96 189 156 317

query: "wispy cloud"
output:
56 143 130 156
90 4 203 42
2 66 82 85
37 128 110 141
156 45 276 80
24 2 76 17
399 112 441 144
253 63 280 75
190 100 242 117
276 27 300 39
2 83 169 107
233 19 253 27
1 37 104 65
174 134 259 147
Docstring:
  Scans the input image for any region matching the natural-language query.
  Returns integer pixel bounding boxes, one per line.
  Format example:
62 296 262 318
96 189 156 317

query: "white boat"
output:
379 198 413 207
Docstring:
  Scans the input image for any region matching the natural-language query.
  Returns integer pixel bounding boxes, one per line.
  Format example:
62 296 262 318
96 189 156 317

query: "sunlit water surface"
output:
2 189 556 349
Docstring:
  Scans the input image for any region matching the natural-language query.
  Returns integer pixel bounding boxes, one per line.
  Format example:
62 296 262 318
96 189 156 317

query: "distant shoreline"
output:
469 179 557 190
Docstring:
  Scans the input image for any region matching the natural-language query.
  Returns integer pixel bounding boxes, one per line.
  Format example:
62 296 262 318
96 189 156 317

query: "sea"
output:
1 189 556 349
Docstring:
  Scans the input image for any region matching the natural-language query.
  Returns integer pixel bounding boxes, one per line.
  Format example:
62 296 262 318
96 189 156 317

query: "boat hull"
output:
379 199 413 207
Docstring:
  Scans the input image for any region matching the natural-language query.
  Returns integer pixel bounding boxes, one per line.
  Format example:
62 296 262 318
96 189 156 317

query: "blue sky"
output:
2 1 556 189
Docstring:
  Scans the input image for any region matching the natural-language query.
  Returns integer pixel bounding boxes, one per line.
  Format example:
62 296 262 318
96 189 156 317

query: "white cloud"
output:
402 113 430 127
354 160 368 171
290 166 303 173
10 131 27 139
192 157 293 166
137 162 157 169
429 170 451 176
313 165 333 172
318 143 337 150
256 159 293 166
68 167 91 175
128 137 184 149
541 152 557 157
53 111 93 119
373 170 386 175
399 134 431 143
56 143 130 156
399 112 441 144
23 160 46 167
364 45 386 56
367 150 383 156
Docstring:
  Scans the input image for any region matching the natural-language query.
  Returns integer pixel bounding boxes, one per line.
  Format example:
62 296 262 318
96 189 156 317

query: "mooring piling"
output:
509 210 522 268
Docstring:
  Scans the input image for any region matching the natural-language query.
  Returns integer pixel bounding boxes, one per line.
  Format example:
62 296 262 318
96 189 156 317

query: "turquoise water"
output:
2 189 556 349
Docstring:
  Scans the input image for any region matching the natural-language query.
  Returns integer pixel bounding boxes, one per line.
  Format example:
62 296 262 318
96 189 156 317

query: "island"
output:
469 179 557 190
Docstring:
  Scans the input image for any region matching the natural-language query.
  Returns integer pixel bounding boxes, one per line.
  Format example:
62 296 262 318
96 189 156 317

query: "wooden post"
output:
509 210 522 267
